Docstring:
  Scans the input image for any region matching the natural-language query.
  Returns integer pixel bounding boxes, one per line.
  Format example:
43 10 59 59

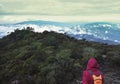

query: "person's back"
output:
82 58 104 84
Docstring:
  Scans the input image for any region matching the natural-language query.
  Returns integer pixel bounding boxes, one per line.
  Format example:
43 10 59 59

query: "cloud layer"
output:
0 0 120 23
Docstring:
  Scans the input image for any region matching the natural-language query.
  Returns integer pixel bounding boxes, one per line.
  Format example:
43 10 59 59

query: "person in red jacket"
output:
82 58 104 84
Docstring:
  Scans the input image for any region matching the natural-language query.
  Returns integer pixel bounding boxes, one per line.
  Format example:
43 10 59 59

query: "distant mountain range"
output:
15 20 71 27
0 20 120 45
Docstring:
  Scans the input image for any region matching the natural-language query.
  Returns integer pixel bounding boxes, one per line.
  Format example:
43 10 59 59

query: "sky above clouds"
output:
0 0 120 23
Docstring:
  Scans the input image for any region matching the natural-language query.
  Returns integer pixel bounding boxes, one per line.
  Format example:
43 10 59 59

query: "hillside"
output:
0 27 120 84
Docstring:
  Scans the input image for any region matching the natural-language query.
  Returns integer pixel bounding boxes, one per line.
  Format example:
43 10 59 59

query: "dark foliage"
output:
0 28 120 84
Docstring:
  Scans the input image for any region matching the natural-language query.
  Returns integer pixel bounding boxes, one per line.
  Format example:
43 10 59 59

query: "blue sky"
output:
0 0 120 23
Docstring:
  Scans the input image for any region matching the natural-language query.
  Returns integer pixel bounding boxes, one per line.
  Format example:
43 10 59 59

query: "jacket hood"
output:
86 58 99 70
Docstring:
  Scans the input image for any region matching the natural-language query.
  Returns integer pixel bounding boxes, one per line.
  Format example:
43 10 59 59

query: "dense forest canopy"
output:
0 27 120 84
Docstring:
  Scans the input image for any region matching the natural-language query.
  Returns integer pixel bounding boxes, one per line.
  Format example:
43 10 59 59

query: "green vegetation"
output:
0 27 120 84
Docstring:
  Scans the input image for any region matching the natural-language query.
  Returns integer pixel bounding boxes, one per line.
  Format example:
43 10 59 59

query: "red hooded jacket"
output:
82 58 104 84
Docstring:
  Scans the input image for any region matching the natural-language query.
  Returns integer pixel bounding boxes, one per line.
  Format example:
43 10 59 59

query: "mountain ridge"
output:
0 28 120 84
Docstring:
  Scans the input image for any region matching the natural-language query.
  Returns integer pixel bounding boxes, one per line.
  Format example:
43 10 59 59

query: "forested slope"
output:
0 27 120 84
